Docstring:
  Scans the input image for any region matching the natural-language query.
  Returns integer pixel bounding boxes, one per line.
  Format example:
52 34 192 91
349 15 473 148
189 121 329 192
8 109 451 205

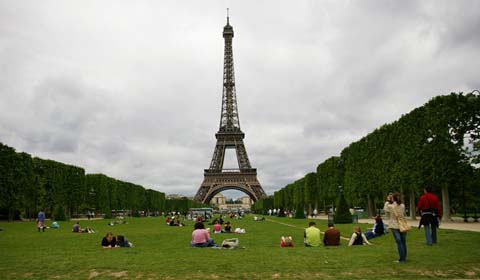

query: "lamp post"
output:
463 184 468 222
88 187 96 219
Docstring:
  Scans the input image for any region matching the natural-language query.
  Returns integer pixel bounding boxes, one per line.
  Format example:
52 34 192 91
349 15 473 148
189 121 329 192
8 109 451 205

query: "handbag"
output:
221 238 239 249
392 205 411 233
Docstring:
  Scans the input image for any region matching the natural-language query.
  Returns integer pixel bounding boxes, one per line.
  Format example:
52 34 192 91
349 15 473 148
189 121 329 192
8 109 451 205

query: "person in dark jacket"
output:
101 232 117 248
323 223 341 246
365 215 385 240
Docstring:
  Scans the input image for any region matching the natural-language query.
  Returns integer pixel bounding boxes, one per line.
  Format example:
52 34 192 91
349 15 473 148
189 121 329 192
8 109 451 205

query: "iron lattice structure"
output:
194 15 267 204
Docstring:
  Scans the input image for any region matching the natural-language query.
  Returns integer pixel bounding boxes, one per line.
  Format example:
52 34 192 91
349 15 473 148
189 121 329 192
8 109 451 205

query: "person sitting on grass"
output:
304 221 321 247
365 215 385 240
72 221 83 233
101 232 117 248
323 223 341 246
222 221 232 233
191 222 216 247
117 235 134 247
348 226 372 246
213 221 222 234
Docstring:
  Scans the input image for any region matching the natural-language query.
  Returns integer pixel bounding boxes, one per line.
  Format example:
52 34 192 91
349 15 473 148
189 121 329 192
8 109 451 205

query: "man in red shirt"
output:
417 186 442 245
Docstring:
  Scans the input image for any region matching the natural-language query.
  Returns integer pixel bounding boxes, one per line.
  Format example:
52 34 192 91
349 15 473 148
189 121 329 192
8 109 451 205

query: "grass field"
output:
1 215 479 279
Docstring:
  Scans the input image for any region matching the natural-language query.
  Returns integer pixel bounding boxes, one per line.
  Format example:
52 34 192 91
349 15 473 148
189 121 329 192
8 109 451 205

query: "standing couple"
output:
384 188 442 263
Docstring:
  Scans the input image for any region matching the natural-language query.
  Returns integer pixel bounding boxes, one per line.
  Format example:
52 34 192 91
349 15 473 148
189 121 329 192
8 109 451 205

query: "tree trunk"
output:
441 184 451 221
8 207 14 222
409 189 416 220
367 194 374 218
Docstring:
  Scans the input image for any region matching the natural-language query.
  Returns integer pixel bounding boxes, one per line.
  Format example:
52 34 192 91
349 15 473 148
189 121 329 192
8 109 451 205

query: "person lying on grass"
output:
117 235 134 247
101 232 117 248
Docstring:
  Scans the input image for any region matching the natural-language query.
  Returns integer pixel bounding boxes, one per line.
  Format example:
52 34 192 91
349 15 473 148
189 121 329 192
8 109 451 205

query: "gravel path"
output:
358 217 480 232
303 214 480 232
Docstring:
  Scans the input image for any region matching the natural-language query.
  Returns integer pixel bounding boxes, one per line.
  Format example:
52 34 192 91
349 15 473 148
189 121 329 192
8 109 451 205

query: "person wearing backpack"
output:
417 186 442 245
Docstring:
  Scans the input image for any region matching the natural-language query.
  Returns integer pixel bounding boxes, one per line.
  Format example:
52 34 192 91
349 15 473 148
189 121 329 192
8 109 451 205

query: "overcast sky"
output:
1 1 479 198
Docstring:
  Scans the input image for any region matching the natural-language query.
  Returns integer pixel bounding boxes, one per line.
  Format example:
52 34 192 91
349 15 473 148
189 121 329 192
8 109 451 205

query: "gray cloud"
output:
1 1 479 197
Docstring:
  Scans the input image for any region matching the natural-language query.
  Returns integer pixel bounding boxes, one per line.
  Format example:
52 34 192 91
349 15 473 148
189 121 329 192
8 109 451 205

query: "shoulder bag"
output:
392 205 410 233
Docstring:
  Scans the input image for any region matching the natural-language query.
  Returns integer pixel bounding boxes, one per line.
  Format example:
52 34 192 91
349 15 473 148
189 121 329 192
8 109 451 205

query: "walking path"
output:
266 218 350 240
267 215 480 233
311 214 480 232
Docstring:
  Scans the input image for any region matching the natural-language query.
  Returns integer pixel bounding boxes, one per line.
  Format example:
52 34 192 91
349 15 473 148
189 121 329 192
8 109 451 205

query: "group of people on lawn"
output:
34 187 441 263
302 221 378 248
101 232 133 248
300 187 441 264
191 220 245 247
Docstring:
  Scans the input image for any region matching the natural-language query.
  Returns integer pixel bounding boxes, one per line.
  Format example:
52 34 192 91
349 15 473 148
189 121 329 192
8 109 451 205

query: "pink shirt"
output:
192 229 210 244
214 224 221 232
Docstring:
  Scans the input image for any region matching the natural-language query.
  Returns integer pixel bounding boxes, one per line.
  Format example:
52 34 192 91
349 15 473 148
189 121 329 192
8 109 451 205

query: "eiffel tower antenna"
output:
194 14 266 204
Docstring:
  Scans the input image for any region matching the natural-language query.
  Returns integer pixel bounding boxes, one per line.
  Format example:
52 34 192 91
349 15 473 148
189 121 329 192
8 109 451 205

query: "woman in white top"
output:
383 192 407 263
348 226 372 246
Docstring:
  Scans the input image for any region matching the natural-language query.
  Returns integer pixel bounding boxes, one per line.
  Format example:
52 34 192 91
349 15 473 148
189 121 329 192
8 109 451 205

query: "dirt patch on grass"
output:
434 270 450 277
88 270 100 279
465 271 477 276
109 271 128 278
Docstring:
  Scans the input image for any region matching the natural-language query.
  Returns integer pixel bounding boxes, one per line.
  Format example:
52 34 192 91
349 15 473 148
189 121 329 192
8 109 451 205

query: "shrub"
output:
334 194 352 224
53 206 67 221
294 204 306 219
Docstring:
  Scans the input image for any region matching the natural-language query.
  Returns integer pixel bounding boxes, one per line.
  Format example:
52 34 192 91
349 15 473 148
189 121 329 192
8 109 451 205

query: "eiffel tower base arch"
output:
194 170 266 204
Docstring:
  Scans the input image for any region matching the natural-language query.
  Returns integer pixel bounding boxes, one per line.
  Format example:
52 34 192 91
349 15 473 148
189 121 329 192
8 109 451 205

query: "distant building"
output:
240 196 253 205
211 193 226 206
210 193 253 210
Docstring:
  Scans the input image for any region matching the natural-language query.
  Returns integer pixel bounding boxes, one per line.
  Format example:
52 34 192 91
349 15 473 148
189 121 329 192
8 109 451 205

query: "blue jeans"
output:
191 239 215 247
365 230 375 240
392 229 407 262
424 224 437 245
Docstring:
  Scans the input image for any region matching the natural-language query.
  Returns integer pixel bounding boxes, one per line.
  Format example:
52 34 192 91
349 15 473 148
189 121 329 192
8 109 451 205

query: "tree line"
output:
254 91 480 219
0 143 170 221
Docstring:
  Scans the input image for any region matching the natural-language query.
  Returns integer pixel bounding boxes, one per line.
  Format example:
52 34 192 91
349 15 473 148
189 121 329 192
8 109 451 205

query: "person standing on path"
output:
384 193 407 263
417 186 442 245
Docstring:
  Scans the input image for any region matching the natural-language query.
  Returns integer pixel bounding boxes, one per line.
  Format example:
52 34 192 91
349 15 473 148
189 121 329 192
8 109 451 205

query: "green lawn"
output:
0 216 479 279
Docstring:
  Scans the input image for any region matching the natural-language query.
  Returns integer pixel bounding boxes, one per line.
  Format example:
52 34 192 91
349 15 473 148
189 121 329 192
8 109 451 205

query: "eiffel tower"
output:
194 12 267 204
